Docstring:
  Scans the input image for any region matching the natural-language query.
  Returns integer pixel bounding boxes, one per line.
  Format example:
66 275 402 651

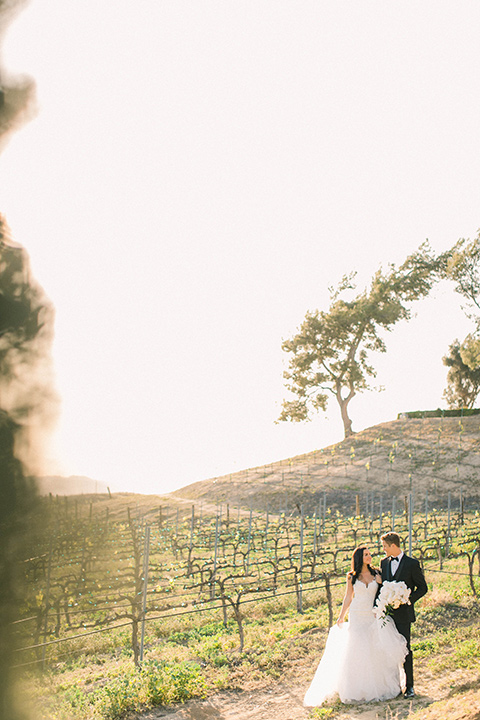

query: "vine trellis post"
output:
425 491 428 539
139 524 150 665
446 492 451 556
408 493 413 555
298 504 304 614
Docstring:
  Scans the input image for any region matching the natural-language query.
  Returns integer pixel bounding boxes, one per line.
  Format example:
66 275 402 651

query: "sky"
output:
0 1 479 494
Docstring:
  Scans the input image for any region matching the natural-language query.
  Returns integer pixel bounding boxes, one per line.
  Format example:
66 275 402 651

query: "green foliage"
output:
94 660 207 719
460 333 480 371
411 638 439 658
398 408 480 418
441 231 480 323
279 244 439 437
443 339 480 409
309 700 343 718
440 232 480 405
168 620 233 645
195 636 230 667
454 638 479 669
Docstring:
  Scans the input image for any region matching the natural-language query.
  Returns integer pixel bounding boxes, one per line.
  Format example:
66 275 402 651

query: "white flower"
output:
373 581 411 622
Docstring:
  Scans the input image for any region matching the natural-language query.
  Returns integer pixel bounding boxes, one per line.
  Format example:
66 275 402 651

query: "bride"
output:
304 546 408 706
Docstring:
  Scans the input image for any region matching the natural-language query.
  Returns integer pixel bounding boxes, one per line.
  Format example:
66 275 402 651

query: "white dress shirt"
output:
390 551 404 575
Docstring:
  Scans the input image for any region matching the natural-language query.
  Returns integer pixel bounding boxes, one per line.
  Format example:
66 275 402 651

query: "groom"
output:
380 532 428 699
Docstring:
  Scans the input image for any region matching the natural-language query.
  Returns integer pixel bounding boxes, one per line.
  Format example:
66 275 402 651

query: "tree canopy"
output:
442 231 480 324
278 244 438 438
442 339 480 409
436 230 480 409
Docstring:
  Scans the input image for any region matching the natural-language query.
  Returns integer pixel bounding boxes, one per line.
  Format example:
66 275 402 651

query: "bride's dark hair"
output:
349 545 378 585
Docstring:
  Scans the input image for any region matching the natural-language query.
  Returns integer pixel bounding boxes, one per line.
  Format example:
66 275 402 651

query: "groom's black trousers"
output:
393 619 413 689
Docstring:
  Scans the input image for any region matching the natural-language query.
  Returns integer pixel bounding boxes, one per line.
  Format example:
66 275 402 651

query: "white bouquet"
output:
373 580 411 623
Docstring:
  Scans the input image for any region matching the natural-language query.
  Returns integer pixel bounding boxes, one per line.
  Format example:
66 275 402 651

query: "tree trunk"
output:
324 574 334 628
131 617 140 667
337 394 354 437
294 571 303 614
221 595 228 627
468 551 478 598
231 603 244 653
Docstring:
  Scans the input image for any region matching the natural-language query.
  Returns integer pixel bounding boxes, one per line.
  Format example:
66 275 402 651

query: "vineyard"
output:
13 494 480 718
12 416 480 720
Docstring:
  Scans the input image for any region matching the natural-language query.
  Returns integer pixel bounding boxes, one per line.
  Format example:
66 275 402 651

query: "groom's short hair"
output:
381 532 401 547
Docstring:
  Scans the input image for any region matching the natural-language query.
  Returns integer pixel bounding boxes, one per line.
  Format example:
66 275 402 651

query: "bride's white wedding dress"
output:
304 579 408 706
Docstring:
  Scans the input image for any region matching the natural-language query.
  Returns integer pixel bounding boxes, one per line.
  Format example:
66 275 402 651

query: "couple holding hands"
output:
304 532 428 707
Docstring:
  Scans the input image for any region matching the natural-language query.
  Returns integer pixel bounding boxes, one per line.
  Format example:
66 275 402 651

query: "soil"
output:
133 665 475 720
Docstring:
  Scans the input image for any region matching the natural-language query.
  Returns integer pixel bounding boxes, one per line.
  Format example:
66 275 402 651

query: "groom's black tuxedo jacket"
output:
380 553 428 624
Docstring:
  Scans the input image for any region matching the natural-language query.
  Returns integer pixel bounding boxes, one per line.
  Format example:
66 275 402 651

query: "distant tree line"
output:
279 230 480 437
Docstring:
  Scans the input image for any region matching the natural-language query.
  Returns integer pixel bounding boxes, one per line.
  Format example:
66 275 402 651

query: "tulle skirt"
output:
304 617 407 706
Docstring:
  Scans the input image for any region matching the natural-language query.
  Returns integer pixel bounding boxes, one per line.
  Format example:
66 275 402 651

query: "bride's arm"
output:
336 573 354 626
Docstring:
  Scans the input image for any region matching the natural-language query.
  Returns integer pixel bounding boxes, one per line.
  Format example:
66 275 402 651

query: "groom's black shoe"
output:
404 687 415 698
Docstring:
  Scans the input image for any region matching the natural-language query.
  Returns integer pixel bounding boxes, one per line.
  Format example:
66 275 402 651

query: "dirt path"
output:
134 677 439 720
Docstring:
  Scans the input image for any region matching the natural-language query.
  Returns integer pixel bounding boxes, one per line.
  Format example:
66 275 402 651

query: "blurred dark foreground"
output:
0 3 56 718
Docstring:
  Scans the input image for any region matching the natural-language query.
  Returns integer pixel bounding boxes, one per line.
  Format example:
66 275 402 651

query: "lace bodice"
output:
349 579 378 625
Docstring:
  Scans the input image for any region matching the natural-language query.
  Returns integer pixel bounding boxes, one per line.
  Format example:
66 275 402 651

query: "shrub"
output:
93 660 207 719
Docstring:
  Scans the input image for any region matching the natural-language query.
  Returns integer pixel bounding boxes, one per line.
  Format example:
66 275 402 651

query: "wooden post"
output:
264 503 269 550
42 536 54 670
139 525 151 664
246 508 253 574
378 495 383 549
447 492 451 556
325 574 333 628
425 491 428 539
190 505 195 550
322 491 326 534
298 504 304 613
408 493 413 555
211 515 219 599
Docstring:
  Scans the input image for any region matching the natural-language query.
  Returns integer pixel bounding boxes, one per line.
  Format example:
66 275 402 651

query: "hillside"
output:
173 415 480 513
36 475 109 496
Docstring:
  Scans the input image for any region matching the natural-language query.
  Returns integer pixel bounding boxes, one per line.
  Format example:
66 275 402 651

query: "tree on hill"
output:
443 339 480 409
442 231 480 321
278 244 439 438
440 231 480 403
